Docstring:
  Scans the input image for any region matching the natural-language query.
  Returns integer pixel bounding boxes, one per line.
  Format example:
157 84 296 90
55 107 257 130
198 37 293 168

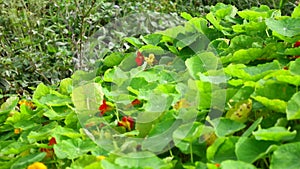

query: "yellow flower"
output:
96 155 106 160
173 99 190 110
27 162 47 169
145 53 156 66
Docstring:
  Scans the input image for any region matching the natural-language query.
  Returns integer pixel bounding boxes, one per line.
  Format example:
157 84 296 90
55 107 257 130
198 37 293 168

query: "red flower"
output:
40 148 54 158
135 51 144 66
294 41 300 48
118 116 134 131
40 137 57 158
131 99 141 106
293 41 300 59
48 137 57 146
215 163 220 168
99 99 111 115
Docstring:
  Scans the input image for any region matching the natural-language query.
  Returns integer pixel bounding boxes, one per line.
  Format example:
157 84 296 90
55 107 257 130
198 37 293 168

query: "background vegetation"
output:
0 0 298 102
1 1 300 169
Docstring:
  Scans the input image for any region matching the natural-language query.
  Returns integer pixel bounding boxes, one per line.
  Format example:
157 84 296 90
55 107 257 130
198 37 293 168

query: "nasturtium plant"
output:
1 2 300 169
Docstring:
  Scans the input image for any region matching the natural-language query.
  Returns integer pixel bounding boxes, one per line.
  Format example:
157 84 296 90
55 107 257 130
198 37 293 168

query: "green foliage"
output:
1 1 300 169
0 0 297 102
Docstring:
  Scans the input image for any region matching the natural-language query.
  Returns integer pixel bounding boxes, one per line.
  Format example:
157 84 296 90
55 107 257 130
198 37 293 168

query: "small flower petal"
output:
48 137 57 146
135 51 144 66
118 116 135 131
27 162 47 169
97 155 106 160
99 100 109 115
131 99 141 106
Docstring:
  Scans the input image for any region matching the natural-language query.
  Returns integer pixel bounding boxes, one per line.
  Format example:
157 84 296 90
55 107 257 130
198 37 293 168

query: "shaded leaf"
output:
11 152 46 169
207 136 239 163
236 137 275 163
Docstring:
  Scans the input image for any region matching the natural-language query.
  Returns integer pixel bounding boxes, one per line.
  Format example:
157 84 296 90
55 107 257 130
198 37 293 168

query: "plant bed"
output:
1 3 300 169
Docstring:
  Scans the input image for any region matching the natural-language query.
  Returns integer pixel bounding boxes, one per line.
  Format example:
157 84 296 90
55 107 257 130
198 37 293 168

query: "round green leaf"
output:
72 83 104 112
59 78 73 95
270 142 300 169
266 18 300 37
235 137 275 163
185 52 219 79
103 52 123 67
287 92 300 120
214 118 246 137
290 59 300 76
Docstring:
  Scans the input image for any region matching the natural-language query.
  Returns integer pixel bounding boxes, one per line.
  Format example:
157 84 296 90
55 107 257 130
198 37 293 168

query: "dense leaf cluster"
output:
1 1 300 169
0 0 297 102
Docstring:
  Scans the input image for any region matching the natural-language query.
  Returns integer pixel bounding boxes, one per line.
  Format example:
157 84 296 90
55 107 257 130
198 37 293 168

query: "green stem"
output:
190 142 193 163
263 157 269 168
169 144 174 157
115 105 120 121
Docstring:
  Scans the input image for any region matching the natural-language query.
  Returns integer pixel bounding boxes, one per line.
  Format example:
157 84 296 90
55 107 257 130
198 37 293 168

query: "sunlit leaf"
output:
266 18 300 37
253 126 297 142
287 92 300 120
220 160 257 169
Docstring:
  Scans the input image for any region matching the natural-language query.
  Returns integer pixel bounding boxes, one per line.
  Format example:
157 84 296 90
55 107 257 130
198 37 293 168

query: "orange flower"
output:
19 100 35 109
27 162 47 169
14 128 22 134
131 99 141 106
118 116 134 131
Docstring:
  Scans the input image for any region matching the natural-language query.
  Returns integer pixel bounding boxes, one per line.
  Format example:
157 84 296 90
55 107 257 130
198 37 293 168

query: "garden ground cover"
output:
1 2 300 169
